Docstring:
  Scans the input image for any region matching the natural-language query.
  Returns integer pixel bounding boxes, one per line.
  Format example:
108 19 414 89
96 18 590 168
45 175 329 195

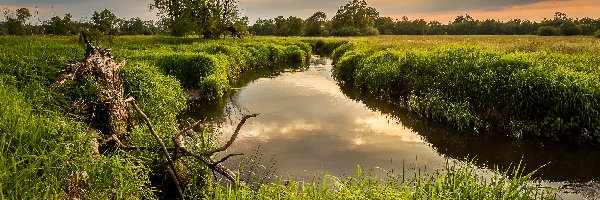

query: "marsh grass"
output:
332 41 600 143
203 160 557 200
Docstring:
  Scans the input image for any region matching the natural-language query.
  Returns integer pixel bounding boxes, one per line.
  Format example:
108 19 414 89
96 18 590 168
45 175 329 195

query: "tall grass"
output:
333 43 600 143
0 81 155 199
203 161 556 199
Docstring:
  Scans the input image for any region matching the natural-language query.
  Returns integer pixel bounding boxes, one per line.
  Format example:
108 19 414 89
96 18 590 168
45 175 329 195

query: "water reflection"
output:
186 57 600 186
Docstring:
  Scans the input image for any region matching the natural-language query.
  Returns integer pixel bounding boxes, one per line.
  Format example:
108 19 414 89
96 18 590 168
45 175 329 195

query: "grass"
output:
332 37 600 143
203 161 557 199
0 35 591 198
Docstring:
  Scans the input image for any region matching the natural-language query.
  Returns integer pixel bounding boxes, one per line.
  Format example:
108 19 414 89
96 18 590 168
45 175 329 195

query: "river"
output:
184 56 600 199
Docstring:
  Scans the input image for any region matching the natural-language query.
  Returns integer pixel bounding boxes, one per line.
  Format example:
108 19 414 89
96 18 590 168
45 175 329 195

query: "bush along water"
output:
333 43 600 143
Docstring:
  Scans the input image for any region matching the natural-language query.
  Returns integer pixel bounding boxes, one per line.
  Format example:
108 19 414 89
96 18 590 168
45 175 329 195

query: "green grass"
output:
203 161 556 199
332 38 600 143
0 35 590 198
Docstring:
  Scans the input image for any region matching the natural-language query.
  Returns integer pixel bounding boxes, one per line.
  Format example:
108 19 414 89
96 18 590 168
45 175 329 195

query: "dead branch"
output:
203 114 259 156
128 98 184 199
128 96 256 193
119 146 177 151
211 153 244 167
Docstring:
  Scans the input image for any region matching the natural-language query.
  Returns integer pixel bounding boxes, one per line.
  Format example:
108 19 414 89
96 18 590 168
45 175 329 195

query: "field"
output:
2 35 597 198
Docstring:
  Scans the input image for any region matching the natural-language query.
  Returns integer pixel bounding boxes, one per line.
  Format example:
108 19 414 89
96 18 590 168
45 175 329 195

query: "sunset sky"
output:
1 0 599 24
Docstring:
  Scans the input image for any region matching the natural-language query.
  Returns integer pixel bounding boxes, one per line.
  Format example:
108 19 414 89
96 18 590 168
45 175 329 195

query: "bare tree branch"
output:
128 98 184 199
203 114 259 155
211 153 243 167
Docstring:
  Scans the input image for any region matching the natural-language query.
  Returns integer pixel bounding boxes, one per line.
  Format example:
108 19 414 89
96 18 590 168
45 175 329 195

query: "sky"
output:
1 0 599 24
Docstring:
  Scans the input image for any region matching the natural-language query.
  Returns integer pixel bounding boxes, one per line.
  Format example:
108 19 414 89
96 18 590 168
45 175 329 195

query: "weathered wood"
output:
51 34 128 139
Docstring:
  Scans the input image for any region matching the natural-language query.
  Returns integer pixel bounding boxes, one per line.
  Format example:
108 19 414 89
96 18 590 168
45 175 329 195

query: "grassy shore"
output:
1 35 590 198
331 35 600 143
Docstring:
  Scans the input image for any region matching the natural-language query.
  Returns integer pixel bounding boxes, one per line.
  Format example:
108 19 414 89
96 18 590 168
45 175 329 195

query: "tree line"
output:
250 0 600 37
0 8 162 36
0 0 250 38
1 0 600 37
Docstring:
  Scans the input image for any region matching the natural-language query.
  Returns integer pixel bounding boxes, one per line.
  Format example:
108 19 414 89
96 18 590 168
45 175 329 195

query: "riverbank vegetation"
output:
1 35 575 198
331 36 600 143
0 35 314 198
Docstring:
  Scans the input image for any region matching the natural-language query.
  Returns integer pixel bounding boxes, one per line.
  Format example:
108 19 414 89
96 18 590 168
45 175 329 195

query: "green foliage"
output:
0 82 155 199
537 26 557 36
333 42 600 142
304 12 329 36
558 21 582 36
121 62 186 127
151 0 245 38
307 39 347 55
203 161 556 199
91 9 120 35
331 0 379 36
43 14 79 36
594 30 600 38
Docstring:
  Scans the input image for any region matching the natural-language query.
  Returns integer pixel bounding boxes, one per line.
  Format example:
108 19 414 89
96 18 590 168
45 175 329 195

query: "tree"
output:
121 18 158 35
558 21 582 36
151 0 245 38
286 16 304 36
273 16 290 36
304 11 328 36
249 18 275 35
331 0 379 36
3 8 31 35
92 9 120 35
43 14 78 35
537 26 557 36
375 17 394 35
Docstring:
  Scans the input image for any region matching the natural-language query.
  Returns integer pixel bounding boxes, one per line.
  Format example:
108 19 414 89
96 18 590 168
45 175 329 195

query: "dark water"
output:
184 57 600 198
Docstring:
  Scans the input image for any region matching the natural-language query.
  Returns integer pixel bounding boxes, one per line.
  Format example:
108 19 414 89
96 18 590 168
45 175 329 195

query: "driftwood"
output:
51 33 128 143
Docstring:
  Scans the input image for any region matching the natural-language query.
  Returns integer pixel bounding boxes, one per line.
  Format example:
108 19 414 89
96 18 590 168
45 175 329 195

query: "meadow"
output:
2 35 597 198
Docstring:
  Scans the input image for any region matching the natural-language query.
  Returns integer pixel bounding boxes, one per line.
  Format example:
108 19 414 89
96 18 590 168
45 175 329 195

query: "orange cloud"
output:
392 0 600 23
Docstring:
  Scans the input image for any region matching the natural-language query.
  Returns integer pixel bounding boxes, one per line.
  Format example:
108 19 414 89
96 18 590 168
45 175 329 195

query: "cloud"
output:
239 0 560 22
397 0 600 22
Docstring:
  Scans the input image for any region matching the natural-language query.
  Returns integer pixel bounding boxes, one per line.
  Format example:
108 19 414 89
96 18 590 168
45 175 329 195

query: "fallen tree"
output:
51 33 255 199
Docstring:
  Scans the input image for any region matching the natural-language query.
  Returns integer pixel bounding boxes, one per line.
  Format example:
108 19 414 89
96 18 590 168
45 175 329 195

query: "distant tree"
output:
43 14 78 35
331 0 379 36
375 17 394 35
537 26 557 36
448 14 477 35
249 18 276 35
120 18 158 35
558 21 582 36
286 16 304 36
304 11 328 36
427 21 445 34
273 16 290 36
151 0 245 38
3 8 31 35
91 9 120 35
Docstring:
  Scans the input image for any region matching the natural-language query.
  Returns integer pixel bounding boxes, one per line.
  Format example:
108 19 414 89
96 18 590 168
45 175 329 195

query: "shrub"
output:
537 26 557 36
595 30 600 38
558 21 583 36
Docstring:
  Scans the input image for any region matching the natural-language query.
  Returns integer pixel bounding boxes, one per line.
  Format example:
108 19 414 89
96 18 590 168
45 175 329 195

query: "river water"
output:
184 57 600 198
